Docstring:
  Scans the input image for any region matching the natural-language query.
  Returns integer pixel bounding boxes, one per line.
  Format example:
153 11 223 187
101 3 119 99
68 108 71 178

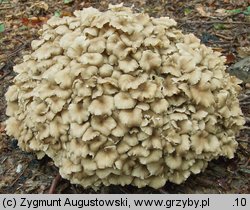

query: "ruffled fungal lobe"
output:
5 4 245 189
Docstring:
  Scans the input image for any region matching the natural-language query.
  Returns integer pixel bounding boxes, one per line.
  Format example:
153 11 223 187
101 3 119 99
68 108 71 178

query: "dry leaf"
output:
215 8 228 16
61 11 73 17
21 17 47 26
225 53 236 64
212 47 224 53
0 123 5 133
30 1 49 11
237 47 250 58
196 5 211 17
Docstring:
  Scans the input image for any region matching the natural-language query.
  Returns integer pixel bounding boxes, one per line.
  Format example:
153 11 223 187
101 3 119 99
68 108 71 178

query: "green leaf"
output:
0 23 5 33
64 0 73 4
213 23 225 30
54 11 61 17
184 8 192 15
243 6 250 15
240 168 250 174
19 26 28 31
0 0 10 3
226 8 242 14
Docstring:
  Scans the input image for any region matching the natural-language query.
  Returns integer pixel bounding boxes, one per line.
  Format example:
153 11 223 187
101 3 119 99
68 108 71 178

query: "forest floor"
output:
0 0 249 194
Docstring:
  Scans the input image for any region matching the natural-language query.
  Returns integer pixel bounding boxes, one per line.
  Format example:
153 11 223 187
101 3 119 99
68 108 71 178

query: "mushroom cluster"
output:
5 4 245 189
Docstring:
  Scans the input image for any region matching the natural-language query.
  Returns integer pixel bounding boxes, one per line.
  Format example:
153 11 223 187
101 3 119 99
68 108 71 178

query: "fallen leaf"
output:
225 53 236 64
61 11 73 17
196 5 211 17
64 0 74 4
54 11 61 17
21 17 47 26
19 25 28 31
184 8 192 15
215 8 228 16
212 47 224 53
30 17 41 26
21 18 29 26
237 47 250 58
30 17 47 26
239 168 250 174
0 123 5 133
207 0 216 6
226 8 242 14
30 1 49 11
0 23 5 33
243 6 250 15
213 23 225 30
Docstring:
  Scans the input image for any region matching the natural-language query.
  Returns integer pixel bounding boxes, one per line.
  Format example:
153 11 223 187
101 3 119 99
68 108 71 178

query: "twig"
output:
0 71 12 80
15 38 26 45
118 186 130 194
57 182 70 194
0 6 14 10
0 157 7 164
241 126 250 130
215 33 233 40
240 101 250 105
179 20 250 25
0 60 14 80
245 117 250 124
10 165 28 187
238 144 249 157
7 42 28 58
71 185 79 194
158 188 168 194
48 174 61 194
238 139 249 143
239 96 250 102
242 158 250 168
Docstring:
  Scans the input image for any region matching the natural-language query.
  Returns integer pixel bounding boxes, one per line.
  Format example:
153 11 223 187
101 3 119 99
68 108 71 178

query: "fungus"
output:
119 108 143 127
114 92 136 109
118 58 139 73
79 53 103 66
5 4 244 190
88 95 114 115
118 73 148 91
139 50 161 72
68 99 90 124
91 116 117 136
95 146 119 169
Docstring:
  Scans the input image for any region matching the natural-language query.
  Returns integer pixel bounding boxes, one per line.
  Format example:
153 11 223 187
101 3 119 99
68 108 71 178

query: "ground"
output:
0 0 249 194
